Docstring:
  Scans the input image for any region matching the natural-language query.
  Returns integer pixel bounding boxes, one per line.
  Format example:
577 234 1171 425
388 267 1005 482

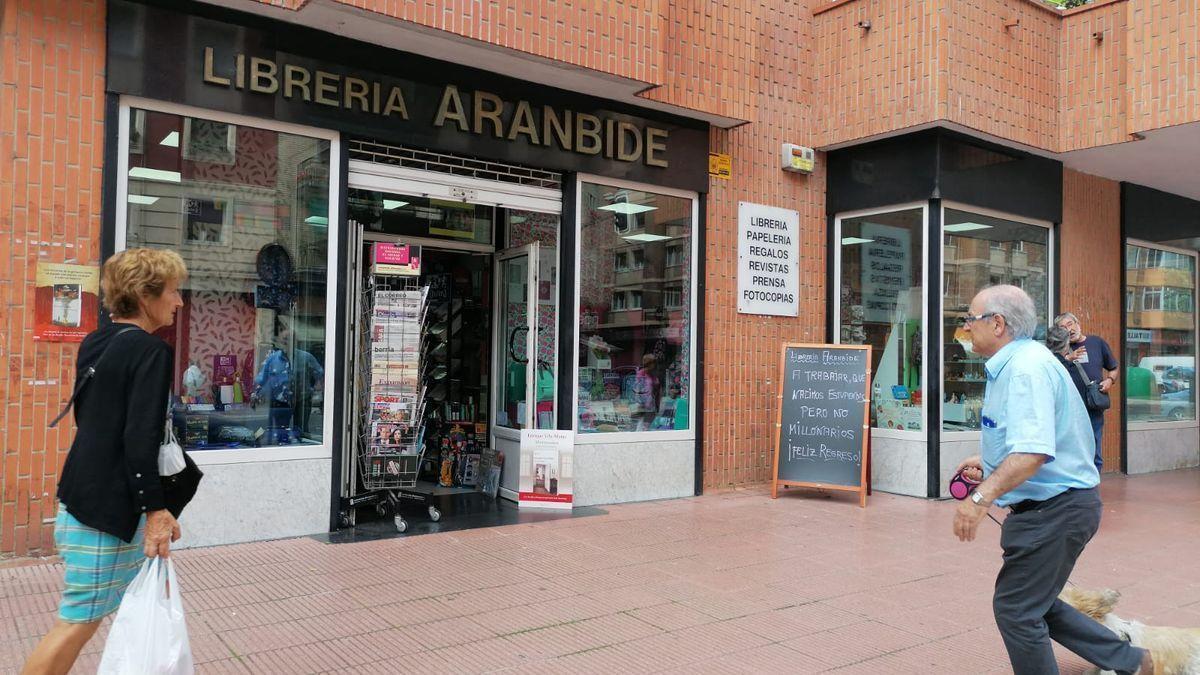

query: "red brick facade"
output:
1 0 1195 555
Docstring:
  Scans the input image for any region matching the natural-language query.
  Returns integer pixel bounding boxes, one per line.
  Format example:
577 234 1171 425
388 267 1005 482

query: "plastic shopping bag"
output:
98 557 194 675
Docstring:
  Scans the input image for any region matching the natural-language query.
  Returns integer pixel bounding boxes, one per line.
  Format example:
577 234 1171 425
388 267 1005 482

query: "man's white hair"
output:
980 285 1039 340
1054 312 1079 326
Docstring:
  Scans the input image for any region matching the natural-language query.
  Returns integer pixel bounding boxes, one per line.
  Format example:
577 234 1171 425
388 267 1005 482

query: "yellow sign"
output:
708 153 731 179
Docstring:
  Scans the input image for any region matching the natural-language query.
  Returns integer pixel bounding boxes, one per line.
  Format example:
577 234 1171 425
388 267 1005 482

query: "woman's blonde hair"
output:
101 248 188 318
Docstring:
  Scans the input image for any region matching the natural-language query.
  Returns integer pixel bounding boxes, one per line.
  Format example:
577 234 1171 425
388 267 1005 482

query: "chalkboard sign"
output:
772 343 872 507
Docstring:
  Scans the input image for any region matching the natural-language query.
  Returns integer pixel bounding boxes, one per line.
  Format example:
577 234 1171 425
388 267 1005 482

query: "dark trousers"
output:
994 487 1144 674
1091 416 1105 472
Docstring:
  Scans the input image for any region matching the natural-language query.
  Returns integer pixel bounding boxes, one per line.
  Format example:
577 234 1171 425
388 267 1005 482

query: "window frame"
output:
572 174 698 444
833 202 930 440
1126 238 1199 430
940 202 1055 441
115 96 341 466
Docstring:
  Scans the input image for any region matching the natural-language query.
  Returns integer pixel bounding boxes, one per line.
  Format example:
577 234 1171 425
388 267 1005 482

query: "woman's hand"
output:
144 509 181 558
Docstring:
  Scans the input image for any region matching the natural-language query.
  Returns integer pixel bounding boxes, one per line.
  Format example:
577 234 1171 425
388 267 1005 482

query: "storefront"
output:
827 129 1064 498
104 0 709 546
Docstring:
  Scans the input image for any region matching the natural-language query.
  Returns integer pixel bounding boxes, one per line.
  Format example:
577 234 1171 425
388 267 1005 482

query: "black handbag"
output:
163 450 203 519
1071 361 1112 412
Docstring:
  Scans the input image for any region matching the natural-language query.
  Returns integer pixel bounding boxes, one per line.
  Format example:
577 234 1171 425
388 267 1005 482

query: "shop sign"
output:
737 202 799 316
1126 328 1153 343
33 263 99 342
859 222 912 323
106 1 709 192
518 429 574 510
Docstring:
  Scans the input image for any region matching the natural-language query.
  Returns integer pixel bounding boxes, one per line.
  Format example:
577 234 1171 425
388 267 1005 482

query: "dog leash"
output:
951 470 1077 587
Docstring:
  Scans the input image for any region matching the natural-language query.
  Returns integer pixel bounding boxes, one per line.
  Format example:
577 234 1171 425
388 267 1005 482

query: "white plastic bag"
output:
158 418 186 477
98 557 194 675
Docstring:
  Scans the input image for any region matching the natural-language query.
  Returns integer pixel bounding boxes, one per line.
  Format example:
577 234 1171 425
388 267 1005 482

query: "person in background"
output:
253 316 323 443
1055 312 1117 471
1047 326 1090 410
952 285 1151 675
24 249 187 675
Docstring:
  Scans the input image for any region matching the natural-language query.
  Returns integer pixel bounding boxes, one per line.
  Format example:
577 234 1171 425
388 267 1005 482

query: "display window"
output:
1124 242 1197 424
941 206 1052 432
836 206 926 433
574 178 696 437
117 99 339 456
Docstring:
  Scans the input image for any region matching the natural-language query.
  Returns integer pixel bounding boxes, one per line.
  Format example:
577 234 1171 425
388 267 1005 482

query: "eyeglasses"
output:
959 312 997 327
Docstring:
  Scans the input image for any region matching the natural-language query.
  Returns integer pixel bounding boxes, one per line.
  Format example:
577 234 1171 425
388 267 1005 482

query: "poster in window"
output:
33 263 100 342
183 196 230 245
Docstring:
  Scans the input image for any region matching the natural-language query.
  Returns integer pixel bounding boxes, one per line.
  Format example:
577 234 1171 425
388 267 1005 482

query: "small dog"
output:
1059 586 1200 674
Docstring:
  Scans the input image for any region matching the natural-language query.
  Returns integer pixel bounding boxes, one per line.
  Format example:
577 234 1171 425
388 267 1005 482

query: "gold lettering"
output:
372 82 381 114
343 77 370 112
283 65 311 101
314 71 339 107
235 54 245 89
617 122 643 162
434 85 469 131
382 86 408 119
507 100 539 144
575 113 602 155
604 119 616 159
203 47 231 87
473 90 504 137
543 106 572 150
249 57 278 94
645 127 669 167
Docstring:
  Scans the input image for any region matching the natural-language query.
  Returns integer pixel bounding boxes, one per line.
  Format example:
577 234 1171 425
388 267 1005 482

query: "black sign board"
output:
772 343 872 507
106 0 709 193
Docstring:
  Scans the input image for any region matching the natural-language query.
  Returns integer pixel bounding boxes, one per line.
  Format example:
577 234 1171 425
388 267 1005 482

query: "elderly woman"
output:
23 248 188 675
1047 325 1091 413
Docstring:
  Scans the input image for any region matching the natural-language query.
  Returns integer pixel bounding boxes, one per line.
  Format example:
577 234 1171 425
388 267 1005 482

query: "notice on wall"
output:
860 223 911 323
772 343 872 507
518 429 574 510
737 202 800 316
33 263 100 342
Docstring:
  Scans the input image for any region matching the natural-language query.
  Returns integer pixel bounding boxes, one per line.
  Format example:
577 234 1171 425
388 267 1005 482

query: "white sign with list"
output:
737 202 800 316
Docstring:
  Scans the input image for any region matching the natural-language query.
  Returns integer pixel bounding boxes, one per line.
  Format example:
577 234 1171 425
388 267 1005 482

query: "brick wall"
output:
1126 0 1200 135
0 0 108 557
1061 2 1128 152
1060 169 1123 472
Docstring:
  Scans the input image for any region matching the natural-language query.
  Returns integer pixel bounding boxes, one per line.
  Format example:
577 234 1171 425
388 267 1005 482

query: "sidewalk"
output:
3 470 1199 674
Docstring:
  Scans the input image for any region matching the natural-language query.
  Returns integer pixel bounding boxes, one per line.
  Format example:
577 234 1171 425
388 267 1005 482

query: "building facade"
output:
2 0 1198 556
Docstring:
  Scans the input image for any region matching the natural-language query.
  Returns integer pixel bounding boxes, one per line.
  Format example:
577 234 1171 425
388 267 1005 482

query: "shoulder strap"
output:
1070 359 1095 386
49 326 142 428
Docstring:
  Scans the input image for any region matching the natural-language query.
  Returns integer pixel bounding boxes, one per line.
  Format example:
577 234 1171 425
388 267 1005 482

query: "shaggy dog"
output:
1059 586 1200 674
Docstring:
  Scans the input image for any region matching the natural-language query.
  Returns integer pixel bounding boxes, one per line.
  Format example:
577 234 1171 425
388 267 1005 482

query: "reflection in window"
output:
125 108 331 449
839 208 924 431
1125 243 1196 423
347 189 493 245
942 208 1050 431
578 182 693 433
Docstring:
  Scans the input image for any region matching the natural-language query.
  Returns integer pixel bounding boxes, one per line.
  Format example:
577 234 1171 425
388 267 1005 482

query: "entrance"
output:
339 158 560 531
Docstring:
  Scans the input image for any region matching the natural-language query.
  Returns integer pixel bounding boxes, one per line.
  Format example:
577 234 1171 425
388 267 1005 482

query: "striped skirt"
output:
54 504 146 623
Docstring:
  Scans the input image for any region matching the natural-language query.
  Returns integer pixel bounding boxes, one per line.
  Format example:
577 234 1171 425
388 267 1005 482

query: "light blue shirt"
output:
980 338 1100 507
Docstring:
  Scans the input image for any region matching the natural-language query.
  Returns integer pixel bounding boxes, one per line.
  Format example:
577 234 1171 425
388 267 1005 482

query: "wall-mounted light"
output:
1092 31 1104 43
856 19 871 30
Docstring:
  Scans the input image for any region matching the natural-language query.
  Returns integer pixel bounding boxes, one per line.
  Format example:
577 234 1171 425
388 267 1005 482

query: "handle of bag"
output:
49 326 142 428
1071 359 1096 386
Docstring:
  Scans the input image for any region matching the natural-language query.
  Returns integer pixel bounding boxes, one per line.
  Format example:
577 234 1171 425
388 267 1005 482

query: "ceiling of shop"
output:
1061 122 1200 204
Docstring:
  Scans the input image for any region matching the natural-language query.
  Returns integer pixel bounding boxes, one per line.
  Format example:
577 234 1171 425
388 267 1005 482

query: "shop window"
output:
1125 243 1197 423
838 207 924 432
578 182 693 434
124 107 332 450
942 208 1050 431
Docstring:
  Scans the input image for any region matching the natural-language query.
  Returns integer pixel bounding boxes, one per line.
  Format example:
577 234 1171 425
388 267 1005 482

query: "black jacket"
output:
57 323 173 542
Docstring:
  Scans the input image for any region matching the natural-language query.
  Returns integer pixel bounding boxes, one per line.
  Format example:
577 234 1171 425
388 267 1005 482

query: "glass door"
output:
494 243 539 432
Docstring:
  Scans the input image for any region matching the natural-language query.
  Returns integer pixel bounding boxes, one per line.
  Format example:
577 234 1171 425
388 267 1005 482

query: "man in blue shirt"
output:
952 285 1151 675
1056 312 1118 471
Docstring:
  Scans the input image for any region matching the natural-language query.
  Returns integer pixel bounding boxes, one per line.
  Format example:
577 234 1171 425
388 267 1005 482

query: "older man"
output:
1055 312 1118 471
952 285 1151 675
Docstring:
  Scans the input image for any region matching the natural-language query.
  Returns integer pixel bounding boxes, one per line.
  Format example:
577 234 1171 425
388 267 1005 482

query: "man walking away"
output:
1055 312 1118 471
952 286 1152 675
